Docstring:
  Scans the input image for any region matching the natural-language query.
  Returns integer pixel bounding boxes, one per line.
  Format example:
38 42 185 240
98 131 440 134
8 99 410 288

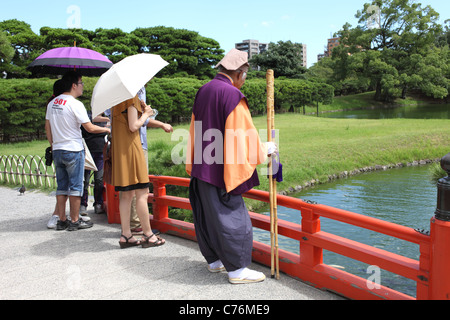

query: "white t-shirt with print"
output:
46 94 90 151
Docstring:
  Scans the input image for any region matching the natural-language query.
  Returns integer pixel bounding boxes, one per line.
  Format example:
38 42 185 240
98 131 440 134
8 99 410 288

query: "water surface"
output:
254 165 438 297
319 103 450 119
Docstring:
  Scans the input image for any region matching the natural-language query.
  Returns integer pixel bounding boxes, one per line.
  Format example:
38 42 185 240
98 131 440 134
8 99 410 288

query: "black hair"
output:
47 79 65 103
61 71 81 92
53 79 65 96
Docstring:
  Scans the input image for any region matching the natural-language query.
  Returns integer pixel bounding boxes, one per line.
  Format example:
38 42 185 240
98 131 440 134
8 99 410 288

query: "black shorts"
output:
115 182 150 192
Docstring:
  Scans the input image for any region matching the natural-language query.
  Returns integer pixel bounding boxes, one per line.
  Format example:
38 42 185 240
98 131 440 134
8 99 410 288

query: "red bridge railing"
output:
105 175 450 300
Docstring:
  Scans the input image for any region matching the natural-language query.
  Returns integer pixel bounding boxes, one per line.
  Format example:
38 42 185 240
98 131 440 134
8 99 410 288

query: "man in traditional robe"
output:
186 49 276 284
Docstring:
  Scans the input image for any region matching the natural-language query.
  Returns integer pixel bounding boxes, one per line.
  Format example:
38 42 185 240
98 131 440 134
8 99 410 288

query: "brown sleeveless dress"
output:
111 95 149 191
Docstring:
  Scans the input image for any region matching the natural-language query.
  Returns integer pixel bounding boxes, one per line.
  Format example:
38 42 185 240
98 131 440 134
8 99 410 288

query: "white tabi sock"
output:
208 260 226 273
228 267 264 280
209 260 224 269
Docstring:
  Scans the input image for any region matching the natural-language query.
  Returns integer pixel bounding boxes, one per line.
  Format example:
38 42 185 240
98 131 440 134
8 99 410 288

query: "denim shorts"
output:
53 150 85 197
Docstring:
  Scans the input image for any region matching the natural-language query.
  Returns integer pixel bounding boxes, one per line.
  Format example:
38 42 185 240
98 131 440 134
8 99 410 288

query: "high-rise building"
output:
300 44 307 68
235 39 270 60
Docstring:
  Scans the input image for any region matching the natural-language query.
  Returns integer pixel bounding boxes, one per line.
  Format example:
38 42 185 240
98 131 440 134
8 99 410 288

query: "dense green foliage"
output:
307 0 449 102
0 21 224 79
250 41 307 78
1 0 448 144
0 77 334 142
0 78 53 142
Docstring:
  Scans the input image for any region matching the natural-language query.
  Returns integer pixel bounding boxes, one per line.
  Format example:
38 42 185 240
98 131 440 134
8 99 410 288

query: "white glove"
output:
266 142 277 155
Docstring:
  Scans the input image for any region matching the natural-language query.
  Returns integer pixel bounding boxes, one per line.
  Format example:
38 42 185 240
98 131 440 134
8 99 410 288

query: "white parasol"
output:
91 53 168 118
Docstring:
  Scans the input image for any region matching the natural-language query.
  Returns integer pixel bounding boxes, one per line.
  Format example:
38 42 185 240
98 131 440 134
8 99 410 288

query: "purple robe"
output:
190 73 260 195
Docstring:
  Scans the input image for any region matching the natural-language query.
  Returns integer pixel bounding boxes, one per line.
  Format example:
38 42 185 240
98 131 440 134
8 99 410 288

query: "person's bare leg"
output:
56 195 68 221
119 190 139 243
135 188 164 244
69 196 81 222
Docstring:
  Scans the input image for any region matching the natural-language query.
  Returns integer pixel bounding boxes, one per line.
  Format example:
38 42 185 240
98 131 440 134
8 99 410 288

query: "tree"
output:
39 27 95 49
351 0 441 53
132 26 223 79
0 20 225 79
0 79 53 142
436 19 450 47
0 31 14 69
249 40 306 78
92 28 142 63
306 57 334 85
417 46 449 99
193 36 224 79
0 19 41 78
334 0 447 101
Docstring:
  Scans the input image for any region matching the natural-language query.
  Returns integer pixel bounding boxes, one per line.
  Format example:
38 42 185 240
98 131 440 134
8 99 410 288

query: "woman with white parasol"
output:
91 54 168 248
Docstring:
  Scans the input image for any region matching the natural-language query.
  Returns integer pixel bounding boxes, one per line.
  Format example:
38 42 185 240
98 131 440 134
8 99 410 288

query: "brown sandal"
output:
119 234 141 249
141 233 165 248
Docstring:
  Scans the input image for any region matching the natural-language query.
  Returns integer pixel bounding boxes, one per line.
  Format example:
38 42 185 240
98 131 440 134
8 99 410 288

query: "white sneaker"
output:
228 268 266 284
67 215 91 222
79 205 88 216
94 204 105 214
47 215 59 229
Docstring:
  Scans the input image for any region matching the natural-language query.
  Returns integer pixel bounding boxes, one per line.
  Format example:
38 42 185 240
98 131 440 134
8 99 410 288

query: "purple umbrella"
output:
27 47 113 76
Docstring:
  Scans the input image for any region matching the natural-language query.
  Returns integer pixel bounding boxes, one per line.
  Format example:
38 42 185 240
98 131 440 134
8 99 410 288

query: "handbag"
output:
103 135 112 185
82 138 98 172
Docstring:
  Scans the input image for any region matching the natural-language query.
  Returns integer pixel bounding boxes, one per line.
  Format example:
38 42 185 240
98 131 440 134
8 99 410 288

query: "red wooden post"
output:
428 155 450 299
105 183 120 224
300 207 323 267
152 180 168 222
428 217 450 300
416 238 431 300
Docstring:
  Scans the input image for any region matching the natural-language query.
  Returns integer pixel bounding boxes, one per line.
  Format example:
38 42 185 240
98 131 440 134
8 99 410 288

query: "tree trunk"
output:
401 86 407 99
374 81 382 101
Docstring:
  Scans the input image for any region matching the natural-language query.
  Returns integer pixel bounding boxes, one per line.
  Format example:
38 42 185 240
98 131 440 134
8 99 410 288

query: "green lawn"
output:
143 113 450 196
2 113 449 199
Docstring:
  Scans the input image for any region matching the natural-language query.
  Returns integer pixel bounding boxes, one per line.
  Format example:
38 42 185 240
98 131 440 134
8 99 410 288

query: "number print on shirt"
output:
54 99 68 106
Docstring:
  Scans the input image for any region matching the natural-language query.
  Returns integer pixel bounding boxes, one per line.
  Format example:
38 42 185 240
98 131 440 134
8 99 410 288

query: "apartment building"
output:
317 37 340 62
235 39 270 60
327 37 340 56
300 44 307 68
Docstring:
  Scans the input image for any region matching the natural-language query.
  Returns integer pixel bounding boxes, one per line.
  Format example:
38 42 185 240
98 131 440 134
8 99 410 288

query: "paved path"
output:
0 186 343 301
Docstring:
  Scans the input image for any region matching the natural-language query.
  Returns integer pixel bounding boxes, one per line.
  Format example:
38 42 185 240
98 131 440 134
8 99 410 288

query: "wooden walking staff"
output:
266 69 280 280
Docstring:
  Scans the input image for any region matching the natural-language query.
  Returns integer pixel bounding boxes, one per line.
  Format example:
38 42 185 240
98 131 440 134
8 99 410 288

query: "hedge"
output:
0 77 333 142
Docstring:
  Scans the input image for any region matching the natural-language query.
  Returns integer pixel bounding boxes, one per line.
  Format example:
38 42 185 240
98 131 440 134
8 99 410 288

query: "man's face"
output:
73 78 84 97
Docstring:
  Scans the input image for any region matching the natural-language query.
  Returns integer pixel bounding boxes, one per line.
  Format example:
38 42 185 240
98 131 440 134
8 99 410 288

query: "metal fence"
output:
0 154 56 188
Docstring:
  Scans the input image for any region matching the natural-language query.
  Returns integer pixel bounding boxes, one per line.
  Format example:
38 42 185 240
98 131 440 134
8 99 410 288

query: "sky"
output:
0 0 449 68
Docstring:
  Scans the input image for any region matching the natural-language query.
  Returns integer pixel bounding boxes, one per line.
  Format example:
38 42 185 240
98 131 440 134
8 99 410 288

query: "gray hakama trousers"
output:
189 177 253 272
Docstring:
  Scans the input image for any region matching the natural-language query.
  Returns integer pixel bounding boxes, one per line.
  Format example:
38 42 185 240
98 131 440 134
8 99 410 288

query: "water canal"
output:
319 103 450 119
254 103 450 297
254 164 437 297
